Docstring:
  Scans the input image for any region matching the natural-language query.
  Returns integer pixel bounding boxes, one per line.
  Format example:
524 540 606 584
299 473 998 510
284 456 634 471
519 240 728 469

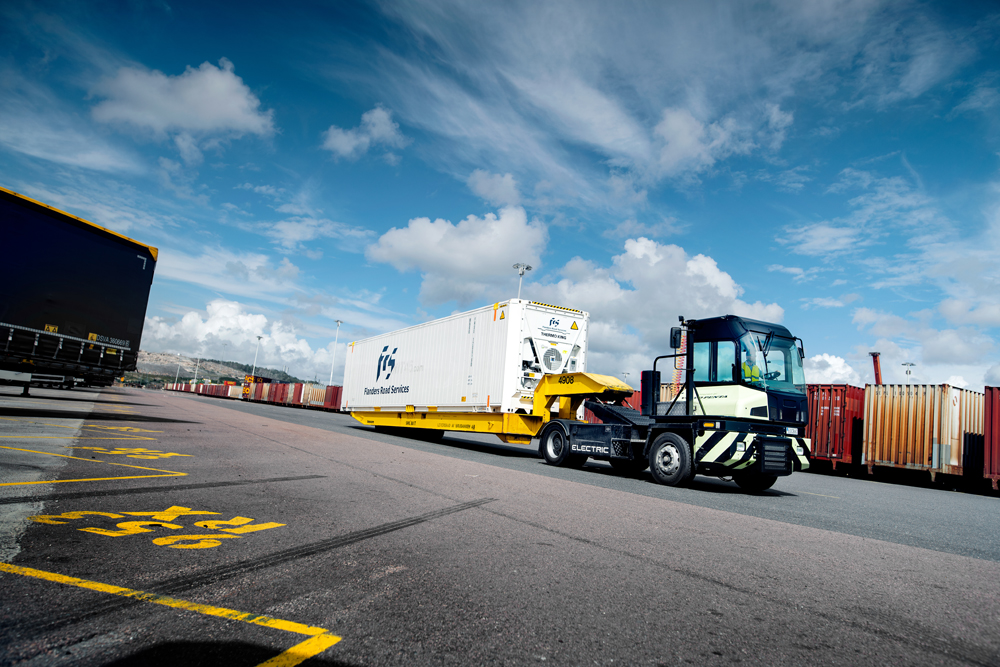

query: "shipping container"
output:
863 384 984 480
0 186 158 387
806 384 865 468
343 299 589 414
324 385 343 410
986 386 1000 490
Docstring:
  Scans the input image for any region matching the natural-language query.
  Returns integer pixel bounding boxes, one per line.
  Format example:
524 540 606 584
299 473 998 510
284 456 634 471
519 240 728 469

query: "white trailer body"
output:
343 299 589 414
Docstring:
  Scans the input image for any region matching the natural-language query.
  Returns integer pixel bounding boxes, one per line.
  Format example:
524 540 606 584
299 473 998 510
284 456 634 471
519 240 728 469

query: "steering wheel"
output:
763 371 781 380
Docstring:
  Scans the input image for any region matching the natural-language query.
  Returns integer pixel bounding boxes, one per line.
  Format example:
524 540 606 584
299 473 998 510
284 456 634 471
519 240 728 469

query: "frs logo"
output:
549 318 560 327
377 346 397 381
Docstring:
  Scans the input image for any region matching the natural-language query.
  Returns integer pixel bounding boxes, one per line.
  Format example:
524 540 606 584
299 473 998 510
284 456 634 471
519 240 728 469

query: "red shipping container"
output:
986 386 1000 490
253 382 264 401
324 385 343 410
292 383 304 405
806 384 865 468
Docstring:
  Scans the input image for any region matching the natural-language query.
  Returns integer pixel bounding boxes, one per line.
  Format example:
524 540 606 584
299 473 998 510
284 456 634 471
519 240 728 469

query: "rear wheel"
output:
648 432 692 486
733 473 778 492
541 422 587 467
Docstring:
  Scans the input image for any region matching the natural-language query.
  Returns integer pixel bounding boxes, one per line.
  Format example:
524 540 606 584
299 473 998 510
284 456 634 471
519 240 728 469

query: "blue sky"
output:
3 0 999 388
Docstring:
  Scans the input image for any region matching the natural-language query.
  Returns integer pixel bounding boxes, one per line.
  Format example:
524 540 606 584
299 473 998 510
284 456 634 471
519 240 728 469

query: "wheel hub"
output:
654 444 680 476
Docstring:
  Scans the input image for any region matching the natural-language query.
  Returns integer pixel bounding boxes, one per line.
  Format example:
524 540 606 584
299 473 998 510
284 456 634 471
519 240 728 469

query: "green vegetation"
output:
201 359 304 383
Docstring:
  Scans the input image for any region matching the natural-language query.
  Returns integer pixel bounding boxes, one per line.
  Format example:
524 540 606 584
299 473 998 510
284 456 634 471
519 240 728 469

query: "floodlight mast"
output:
513 263 532 299
328 320 343 386
251 335 263 379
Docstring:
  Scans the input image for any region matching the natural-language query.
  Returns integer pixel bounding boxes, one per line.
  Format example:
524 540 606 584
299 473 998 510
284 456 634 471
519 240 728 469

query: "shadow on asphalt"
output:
0 393 155 406
576 463 797 497
103 642 357 666
0 407 199 423
345 424 540 459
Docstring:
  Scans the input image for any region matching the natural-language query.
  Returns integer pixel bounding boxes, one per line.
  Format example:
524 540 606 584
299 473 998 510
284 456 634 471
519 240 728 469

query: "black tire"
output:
647 432 692 486
609 457 648 475
541 421 582 467
733 473 778 492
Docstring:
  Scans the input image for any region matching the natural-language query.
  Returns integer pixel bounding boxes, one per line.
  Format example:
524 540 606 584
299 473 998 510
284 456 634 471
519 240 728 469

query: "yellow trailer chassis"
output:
350 372 633 444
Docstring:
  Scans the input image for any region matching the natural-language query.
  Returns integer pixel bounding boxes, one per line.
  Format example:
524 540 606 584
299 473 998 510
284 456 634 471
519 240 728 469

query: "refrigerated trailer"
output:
0 186 158 388
345 303 811 491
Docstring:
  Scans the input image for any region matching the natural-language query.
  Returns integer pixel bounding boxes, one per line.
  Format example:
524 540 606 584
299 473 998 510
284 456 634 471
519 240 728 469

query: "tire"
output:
541 421 584 467
609 457 648 475
733 473 778 493
647 432 693 486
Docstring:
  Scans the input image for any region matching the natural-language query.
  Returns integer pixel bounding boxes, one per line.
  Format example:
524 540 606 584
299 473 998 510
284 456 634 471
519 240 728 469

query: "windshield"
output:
738 332 806 395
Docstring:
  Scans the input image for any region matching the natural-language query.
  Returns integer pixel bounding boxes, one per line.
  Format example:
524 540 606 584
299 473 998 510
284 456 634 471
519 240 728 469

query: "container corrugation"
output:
343 299 589 414
985 386 1000 489
806 384 864 466
863 384 984 477
324 385 343 410
292 383 303 405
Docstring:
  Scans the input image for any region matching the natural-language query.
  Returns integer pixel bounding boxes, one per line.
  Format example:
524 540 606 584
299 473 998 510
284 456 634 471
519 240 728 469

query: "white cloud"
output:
155 247 305 300
603 217 686 239
653 108 752 179
768 264 821 282
853 308 995 367
985 364 1000 386
530 237 783 378
143 299 340 382
467 170 520 207
321 106 410 160
92 58 274 138
0 72 143 173
805 354 861 385
264 217 374 255
782 223 862 256
366 205 547 305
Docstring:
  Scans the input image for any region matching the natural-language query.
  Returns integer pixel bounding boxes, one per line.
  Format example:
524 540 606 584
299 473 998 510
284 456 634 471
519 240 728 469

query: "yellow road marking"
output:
800 491 840 499
0 445 186 486
0 562 341 666
0 436 158 440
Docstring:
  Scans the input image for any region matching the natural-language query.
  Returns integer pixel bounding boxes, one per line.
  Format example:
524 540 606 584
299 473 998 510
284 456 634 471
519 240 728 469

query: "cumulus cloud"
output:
321 106 410 160
852 308 995 367
92 58 274 140
653 108 751 179
143 299 341 383
530 237 783 378
805 354 861 385
366 205 547 305
155 247 305 300
467 170 520 207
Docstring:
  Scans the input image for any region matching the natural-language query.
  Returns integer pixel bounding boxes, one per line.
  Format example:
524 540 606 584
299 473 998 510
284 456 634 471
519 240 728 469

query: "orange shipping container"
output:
863 384 983 479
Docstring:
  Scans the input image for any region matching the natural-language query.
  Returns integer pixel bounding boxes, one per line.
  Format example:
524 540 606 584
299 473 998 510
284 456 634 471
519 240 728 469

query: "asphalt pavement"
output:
2 386 999 666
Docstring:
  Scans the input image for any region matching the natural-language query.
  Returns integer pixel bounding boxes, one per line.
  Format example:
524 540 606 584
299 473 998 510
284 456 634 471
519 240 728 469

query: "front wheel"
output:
733 473 778 493
647 433 692 486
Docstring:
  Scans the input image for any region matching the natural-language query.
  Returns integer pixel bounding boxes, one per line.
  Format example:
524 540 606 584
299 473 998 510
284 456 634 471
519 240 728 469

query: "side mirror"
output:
670 327 683 349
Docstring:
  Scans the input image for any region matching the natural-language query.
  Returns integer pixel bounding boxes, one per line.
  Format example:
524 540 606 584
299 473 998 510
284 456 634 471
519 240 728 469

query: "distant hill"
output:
201 358 305 383
136 351 305 383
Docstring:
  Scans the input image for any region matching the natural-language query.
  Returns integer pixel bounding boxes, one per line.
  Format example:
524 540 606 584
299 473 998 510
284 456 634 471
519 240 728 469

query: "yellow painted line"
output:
0 562 341 666
0 436 157 441
800 491 840 499
0 445 186 486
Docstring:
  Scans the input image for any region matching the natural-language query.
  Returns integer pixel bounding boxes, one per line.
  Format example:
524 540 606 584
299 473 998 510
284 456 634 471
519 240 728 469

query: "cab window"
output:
693 341 737 383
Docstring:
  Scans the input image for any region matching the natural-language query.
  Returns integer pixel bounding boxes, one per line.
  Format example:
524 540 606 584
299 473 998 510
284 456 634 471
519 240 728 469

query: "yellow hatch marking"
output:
0 445 186 486
0 562 341 666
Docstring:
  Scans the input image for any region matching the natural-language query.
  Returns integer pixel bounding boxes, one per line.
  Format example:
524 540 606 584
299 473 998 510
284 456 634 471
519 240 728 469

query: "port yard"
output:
2 385 999 666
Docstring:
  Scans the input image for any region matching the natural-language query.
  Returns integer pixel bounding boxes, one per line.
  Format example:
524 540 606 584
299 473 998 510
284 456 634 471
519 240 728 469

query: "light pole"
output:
902 362 915 384
513 263 532 299
193 358 200 385
622 371 629 385
174 354 181 385
251 335 263 379
328 320 343 386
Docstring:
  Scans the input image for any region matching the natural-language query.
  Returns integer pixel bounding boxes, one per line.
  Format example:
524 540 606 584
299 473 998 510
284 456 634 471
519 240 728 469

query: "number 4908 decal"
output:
557 375 575 384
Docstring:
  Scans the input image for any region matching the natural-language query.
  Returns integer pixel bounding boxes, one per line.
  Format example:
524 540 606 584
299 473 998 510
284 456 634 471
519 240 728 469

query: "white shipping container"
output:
343 299 589 414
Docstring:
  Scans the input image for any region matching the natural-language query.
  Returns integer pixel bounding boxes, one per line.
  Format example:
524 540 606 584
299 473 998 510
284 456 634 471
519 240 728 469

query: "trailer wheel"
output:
539 422 577 466
733 473 777 493
648 432 692 486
